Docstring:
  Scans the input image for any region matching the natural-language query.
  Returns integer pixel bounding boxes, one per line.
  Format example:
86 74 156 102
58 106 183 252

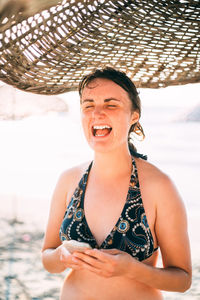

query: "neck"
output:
92 146 133 180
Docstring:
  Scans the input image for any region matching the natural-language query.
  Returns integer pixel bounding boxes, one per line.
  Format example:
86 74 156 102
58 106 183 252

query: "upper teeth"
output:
93 125 111 130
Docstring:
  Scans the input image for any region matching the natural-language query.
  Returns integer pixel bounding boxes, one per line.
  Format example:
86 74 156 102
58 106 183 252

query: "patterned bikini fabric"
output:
60 157 157 261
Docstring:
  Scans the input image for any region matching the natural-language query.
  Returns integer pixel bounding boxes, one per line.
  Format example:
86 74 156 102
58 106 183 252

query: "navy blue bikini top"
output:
60 157 158 261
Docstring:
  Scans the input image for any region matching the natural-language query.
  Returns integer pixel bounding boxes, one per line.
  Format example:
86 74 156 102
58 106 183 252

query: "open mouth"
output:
92 125 112 137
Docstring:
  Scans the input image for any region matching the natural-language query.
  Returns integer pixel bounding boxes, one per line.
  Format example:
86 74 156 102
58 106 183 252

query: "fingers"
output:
59 246 113 272
84 248 119 260
100 249 122 255
59 246 83 270
60 246 70 260
73 250 104 268
59 247 125 276
72 249 121 277
61 254 84 270
84 249 106 261
72 252 112 277
72 248 122 268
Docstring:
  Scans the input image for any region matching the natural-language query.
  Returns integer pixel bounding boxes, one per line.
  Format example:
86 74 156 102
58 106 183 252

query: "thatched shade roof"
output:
0 0 200 95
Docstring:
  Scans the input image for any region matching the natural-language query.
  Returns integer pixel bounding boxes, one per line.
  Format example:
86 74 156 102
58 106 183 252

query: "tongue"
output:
95 128 110 136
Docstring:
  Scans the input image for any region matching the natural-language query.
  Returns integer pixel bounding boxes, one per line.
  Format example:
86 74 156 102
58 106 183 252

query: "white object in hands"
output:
62 240 92 254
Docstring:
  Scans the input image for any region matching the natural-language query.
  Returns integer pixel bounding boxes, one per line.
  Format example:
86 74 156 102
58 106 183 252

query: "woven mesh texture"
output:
0 0 200 95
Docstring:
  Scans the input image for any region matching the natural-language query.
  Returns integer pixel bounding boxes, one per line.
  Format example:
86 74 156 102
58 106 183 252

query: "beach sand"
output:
0 215 62 300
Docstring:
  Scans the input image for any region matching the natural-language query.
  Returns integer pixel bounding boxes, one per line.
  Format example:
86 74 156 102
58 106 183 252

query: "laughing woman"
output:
41 67 192 300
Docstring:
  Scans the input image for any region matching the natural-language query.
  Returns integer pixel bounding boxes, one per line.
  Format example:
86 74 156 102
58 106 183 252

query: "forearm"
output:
41 247 67 274
127 261 191 292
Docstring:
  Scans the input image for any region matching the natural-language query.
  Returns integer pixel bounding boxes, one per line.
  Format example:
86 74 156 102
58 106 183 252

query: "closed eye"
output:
82 105 94 110
106 104 117 108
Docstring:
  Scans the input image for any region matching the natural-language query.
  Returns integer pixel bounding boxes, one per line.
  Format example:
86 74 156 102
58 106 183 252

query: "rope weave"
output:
0 0 200 95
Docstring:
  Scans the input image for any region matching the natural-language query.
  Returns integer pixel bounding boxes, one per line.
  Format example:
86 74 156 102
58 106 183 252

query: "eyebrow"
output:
81 98 121 104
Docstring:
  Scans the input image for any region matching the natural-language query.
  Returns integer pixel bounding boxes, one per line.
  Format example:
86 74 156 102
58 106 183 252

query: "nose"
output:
92 105 105 117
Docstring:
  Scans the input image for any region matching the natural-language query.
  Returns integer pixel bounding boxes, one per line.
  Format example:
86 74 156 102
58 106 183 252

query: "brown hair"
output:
78 67 145 156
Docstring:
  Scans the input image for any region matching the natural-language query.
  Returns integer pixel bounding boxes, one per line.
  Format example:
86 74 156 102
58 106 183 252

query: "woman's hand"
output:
58 245 84 271
71 248 137 278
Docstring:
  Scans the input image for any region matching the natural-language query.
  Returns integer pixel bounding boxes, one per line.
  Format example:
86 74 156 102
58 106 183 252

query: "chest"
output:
84 176 131 246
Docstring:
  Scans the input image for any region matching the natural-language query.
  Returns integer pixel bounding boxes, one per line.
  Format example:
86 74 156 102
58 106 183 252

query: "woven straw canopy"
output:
0 0 200 95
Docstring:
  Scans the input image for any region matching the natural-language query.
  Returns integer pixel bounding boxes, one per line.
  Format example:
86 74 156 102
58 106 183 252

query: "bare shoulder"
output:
59 161 90 186
135 158 183 209
135 157 168 182
56 161 91 197
54 161 91 209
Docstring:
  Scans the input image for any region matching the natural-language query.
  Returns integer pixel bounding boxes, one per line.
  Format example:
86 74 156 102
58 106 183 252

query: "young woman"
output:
42 67 192 300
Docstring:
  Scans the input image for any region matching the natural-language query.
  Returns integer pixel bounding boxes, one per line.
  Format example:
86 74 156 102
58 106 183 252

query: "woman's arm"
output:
126 173 192 291
41 169 82 273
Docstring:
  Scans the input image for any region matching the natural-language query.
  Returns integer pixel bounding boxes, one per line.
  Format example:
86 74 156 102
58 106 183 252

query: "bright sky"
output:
138 82 200 107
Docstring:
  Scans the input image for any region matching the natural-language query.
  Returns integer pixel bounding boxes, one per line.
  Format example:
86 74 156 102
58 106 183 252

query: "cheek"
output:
112 121 131 143
117 114 133 132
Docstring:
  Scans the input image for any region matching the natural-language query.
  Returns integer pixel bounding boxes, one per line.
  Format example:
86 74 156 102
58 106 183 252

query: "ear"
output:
131 110 140 125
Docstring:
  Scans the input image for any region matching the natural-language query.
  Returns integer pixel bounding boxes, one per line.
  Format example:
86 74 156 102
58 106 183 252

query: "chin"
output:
89 141 126 155
87 141 112 153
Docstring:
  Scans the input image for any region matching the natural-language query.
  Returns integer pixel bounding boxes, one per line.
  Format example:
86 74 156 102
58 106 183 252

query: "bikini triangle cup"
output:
60 156 158 261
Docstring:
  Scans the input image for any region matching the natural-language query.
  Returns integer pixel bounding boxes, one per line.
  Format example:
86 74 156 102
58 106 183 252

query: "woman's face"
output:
80 78 139 154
